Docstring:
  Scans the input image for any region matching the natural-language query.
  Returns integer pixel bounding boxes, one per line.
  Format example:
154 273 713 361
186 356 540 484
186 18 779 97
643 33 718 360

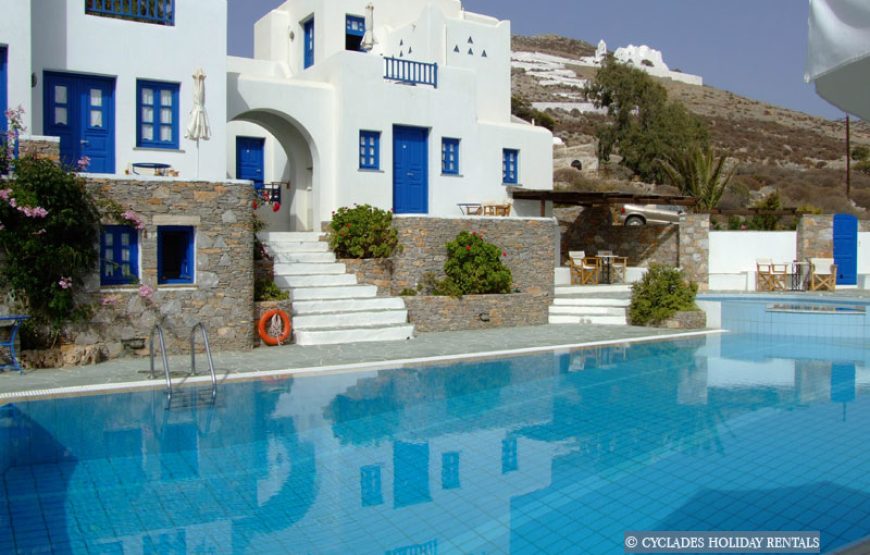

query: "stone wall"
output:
678 213 710 289
17 135 61 163
75 177 256 357
557 206 679 267
343 259 393 296
797 215 834 259
403 293 548 333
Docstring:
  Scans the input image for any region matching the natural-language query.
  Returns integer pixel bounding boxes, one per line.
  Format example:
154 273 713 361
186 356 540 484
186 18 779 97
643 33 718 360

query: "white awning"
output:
806 0 870 119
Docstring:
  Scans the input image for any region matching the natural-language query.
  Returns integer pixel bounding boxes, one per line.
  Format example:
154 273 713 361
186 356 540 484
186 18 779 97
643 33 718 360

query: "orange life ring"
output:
258 309 292 346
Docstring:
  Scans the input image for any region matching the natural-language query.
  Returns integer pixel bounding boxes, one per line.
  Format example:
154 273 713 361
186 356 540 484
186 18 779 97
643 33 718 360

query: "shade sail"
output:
806 0 870 119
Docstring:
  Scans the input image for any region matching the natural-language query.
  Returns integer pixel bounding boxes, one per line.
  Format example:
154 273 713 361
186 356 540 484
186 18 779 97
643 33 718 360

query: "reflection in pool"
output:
1 333 869 554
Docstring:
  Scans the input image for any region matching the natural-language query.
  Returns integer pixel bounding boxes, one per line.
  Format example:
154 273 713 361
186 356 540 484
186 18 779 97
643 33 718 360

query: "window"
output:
501 437 518 474
502 149 519 184
137 80 179 149
303 18 315 69
85 0 175 26
101 225 139 286
442 138 460 175
441 452 460 490
346 15 365 51
359 130 380 170
157 226 194 285
360 465 383 507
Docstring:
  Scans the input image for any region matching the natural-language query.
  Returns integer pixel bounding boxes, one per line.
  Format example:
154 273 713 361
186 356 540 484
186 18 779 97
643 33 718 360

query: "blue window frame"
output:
346 15 365 51
442 138 460 175
502 148 519 184
359 130 380 170
85 0 175 26
0 47 7 137
137 80 179 149
157 226 194 285
303 18 315 69
101 225 139 286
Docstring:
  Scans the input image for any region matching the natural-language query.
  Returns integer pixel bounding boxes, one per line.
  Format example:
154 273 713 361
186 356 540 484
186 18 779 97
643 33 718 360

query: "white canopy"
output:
805 0 870 120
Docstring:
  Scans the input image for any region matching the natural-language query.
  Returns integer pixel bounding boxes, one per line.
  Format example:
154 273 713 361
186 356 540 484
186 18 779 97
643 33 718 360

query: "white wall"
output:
858 232 870 276
708 231 797 291
30 0 227 179
0 0 33 130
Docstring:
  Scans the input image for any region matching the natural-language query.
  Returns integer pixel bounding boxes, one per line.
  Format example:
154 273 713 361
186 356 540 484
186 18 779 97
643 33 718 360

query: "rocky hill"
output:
511 35 870 214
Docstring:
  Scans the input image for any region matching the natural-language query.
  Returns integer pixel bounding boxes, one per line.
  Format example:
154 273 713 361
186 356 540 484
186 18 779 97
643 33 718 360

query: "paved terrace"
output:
0 324 702 399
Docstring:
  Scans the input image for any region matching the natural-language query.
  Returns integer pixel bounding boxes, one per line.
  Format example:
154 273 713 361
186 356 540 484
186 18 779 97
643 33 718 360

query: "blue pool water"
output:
2 332 870 554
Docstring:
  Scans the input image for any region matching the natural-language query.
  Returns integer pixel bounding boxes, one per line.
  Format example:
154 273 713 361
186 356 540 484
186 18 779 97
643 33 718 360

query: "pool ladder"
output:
149 323 218 402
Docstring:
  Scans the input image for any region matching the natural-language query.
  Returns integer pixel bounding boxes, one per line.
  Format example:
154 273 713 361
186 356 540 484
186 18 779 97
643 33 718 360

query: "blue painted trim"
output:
833 213 858 285
0 47 7 137
157 226 195 285
85 0 174 26
441 138 460 175
303 18 315 69
502 149 519 184
359 130 380 170
236 136 265 189
383 57 438 88
346 15 365 37
392 125 429 215
100 225 140 286
136 80 179 149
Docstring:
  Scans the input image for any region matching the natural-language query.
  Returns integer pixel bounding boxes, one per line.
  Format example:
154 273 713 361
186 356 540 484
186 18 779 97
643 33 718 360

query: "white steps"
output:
258 231 415 346
555 284 632 296
549 295 630 326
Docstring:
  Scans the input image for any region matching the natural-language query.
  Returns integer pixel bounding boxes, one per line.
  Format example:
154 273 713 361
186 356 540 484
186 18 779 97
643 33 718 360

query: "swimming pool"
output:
2 333 869 554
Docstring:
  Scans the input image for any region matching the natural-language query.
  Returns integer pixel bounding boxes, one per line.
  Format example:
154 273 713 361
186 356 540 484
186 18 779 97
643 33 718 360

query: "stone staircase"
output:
548 284 631 325
259 232 414 346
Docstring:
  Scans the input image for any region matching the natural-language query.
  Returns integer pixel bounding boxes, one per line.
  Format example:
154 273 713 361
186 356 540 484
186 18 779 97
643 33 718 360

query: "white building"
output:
0 0 228 179
227 0 554 230
1 1 552 230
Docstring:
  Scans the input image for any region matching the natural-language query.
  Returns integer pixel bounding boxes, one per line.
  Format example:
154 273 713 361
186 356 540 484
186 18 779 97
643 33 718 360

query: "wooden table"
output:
0 315 29 374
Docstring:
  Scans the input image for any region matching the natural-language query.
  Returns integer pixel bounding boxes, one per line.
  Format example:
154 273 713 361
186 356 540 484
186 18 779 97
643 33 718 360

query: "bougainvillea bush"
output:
0 155 101 339
328 204 399 259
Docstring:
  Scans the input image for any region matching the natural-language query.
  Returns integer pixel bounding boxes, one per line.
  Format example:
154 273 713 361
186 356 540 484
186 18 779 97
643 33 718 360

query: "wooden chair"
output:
756 259 788 291
568 251 600 285
483 201 511 217
610 256 629 284
809 258 837 291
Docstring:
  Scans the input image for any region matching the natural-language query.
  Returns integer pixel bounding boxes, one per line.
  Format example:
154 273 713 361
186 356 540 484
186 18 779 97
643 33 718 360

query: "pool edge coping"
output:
0 329 727 403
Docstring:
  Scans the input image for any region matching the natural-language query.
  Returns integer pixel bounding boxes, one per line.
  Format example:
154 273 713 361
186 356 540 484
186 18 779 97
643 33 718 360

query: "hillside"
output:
511 35 870 214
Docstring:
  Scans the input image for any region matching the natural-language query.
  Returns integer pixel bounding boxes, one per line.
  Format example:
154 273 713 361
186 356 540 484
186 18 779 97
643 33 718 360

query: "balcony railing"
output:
85 0 175 26
384 57 438 88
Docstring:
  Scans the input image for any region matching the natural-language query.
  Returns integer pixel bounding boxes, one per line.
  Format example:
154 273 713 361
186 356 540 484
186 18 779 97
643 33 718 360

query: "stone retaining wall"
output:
17 136 61 163
678 214 710 290
403 293 547 333
73 177 256 358
343 259 393 296
557 206 679 267
797 215 834 259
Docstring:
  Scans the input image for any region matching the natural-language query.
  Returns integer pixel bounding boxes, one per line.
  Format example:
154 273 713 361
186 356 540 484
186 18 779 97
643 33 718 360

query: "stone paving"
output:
0 324 689 397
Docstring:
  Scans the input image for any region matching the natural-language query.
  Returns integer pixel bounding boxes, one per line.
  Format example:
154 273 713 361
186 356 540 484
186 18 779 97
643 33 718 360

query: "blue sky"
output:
227 0 842 120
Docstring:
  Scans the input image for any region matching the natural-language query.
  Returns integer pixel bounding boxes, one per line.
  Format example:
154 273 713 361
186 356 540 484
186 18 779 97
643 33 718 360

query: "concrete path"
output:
0 324 696 398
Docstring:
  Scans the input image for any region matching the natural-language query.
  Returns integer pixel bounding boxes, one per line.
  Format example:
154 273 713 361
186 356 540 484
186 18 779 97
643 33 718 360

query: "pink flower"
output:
8 198 16 208
0 189 10 201
122 210 145 230
138 284 155 299
465 245 471 251
58 276 72 290
101 295 119 306
502 251 507 257
76 156 91 171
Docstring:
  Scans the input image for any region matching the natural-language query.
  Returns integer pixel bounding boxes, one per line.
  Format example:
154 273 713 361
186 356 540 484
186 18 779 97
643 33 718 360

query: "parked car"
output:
619 204 685 226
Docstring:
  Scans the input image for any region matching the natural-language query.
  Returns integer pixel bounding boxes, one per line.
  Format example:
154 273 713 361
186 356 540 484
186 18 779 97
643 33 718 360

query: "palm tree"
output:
658 146 735 211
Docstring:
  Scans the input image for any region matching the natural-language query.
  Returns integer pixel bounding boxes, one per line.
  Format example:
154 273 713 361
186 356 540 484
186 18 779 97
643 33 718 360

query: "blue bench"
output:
0 315 29 374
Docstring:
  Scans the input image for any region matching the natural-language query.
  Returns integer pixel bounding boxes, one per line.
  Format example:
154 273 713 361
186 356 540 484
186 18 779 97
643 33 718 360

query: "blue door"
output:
44 72 115 173
303 18 315 69
236 137 265 190
393 126 428 214
0 47 7 137
833 213 858 285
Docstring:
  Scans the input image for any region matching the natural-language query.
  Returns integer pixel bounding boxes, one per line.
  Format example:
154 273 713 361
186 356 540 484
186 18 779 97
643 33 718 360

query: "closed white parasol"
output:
362 3 375 51
185 68 211 177
806 0 870 119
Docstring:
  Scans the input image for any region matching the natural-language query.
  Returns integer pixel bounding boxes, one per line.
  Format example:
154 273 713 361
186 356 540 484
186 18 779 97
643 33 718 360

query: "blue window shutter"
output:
442 138 460 175
304 18 315 69
100 225 139 286
137 80 180 149
359 130 380 170
346 15 365 37
502 149 519 184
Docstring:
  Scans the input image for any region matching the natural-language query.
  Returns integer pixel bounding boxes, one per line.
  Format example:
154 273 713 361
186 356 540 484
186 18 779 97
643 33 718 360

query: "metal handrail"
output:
149 324 172 398
383 57 438 88
190 322 217 391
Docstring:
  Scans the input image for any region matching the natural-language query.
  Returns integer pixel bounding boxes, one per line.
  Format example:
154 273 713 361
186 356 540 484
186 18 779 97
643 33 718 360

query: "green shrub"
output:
398 288 417 296
0 155 101 337
441 231 512 295
255 279 289 302
629 264 698 326
328 204 399 259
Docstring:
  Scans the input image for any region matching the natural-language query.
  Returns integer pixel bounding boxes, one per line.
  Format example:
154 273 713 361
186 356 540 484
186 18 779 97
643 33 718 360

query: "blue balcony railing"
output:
384 57 438 88
85 0 175 26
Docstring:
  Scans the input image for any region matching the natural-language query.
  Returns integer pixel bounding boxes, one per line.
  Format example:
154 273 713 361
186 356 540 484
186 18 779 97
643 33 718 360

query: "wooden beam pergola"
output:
507 187 699 217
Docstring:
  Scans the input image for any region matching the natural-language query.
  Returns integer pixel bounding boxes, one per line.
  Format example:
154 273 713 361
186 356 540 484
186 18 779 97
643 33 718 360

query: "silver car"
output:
619 204 685 226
